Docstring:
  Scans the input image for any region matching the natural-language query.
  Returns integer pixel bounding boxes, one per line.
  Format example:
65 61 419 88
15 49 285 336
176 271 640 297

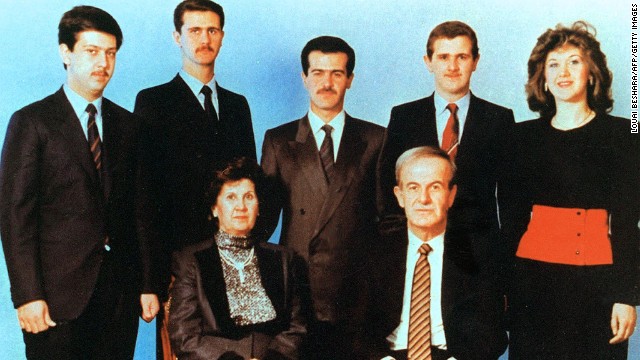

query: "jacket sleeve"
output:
258 130 284 241
0 110 45 308
267 251 307 359
168 250 244 360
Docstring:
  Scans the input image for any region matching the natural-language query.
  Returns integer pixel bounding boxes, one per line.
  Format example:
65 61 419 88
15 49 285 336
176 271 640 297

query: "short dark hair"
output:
395 146 456 189
426 21 479 60
525 21 613 118
205 157 267 217
174 0 225 32
58 6 123 54
301 36 355 77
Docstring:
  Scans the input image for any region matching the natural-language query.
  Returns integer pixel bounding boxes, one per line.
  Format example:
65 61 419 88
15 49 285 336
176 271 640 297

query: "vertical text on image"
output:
631 4 638 133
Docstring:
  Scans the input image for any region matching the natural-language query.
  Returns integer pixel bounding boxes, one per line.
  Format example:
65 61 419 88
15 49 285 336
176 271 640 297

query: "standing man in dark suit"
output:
134 0 256 357
261 36 384 359
376 21 515 277
369 146 507 360
0 6 159 359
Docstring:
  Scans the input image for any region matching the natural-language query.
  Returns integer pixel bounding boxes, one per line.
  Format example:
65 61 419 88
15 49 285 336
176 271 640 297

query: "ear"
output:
471 54 480 72
345 72 354 89
447 184 458 209
59 43 71 68
173 31 182 47
393 185 406 209
423 54 433 73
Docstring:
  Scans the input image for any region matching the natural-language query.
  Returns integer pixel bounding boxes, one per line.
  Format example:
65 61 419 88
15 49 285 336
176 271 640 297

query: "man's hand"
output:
17 300 56 334
140 293 160 322
609 303 637 344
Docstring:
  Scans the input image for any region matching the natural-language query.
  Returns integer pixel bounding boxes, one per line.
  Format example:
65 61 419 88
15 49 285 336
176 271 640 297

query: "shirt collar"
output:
307 109 346 135
407 227 445 256
434 90 471 115
179 69 217 101
63 84 103 119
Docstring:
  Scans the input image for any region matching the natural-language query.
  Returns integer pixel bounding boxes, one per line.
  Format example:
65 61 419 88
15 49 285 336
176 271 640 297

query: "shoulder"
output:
12 92 61 118
217 84 248 102
347 116 385 135
393 96 432 111
264 118 301 139
136 79 177 98
471 95 512 113
175 239 215 262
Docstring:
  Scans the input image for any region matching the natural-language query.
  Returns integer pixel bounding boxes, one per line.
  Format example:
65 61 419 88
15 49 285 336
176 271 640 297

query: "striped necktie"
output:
86 103 102 181
408 242 433 360
319 124 335 183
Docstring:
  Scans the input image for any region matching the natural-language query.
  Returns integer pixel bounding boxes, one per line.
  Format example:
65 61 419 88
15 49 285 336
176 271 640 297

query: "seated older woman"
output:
169 157 305 360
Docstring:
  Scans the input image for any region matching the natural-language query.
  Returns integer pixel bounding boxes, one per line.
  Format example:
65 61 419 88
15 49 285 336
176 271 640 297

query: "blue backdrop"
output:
0 1 637 358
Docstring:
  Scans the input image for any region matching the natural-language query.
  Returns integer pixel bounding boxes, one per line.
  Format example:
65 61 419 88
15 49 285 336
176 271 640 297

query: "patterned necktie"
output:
319 124 335 183
408 242 433 360
442 103 459 161
86 104 102 181
200 85 219 122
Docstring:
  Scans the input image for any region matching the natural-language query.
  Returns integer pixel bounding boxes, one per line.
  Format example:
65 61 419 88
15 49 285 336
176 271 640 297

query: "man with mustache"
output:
134 0 256 358
261 36 384 359
0 6 158 359
376 21 515 281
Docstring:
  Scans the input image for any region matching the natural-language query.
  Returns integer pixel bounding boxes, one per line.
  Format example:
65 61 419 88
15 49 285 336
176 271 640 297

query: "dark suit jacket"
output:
169 240 305 360
261 114 384 327
376 93 514 275
134 75 256 295
368 223 507 360
0 87 146 320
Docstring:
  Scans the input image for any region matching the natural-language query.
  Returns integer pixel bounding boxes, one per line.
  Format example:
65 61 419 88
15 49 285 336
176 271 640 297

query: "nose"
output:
447 57 459 71
96 51 108 68
419 188 432 204
200 31 211 44
322 74 333 89
235 198 248 211
559 62 570 76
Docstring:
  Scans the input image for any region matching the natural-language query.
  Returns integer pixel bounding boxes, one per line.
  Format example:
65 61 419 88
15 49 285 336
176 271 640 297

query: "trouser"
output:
24 252 140 360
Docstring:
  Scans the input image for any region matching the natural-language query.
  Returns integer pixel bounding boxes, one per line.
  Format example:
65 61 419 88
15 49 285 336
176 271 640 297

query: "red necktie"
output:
442 103 459 161
408 243 433 360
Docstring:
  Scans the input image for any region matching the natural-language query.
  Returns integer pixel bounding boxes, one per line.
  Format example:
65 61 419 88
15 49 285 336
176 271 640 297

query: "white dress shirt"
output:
63 84 103 141
434 91 470 147
307 109 345 162
179 69 219 116
386 229 447 350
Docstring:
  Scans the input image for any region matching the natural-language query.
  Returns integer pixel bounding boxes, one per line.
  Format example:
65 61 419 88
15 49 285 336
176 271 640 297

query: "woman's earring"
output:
589 76 594 86
544 82 548 92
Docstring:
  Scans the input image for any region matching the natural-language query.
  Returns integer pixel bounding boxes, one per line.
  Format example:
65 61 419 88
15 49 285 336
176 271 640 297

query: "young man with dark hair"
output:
134 0 256 358
0 6 158 359
261 35 384 359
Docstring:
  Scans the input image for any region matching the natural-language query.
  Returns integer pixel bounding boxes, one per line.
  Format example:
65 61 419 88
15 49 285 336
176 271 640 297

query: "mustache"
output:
317 88 336 94
91 71 109 77
196 46 214 53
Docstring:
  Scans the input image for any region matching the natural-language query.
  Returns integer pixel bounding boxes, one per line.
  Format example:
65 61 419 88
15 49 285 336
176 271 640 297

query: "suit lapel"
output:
291 116 329 198
53 88 100 185
423 96 440 146
100 99 117 200
457 93 485 164
195 245 236 334
312 115 364 237
255 245 286 321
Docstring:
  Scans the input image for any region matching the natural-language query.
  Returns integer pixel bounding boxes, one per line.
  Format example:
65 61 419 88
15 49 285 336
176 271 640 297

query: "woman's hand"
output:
609 303 637 344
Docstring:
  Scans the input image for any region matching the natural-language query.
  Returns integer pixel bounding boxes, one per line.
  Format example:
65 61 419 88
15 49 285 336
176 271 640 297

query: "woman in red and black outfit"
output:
501 21 639 359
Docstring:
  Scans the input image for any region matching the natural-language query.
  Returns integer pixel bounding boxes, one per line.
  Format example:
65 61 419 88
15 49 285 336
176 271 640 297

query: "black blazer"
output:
261 115 384 326
368 223 508 360
134 75 256 295
376 93 514 274
169 240 305 360
0 88 146 320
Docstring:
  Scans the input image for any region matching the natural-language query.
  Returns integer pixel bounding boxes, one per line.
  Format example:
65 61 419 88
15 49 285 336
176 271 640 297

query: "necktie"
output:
442 103 459 161
408 243 433 360
86 104 102 181
319 124 335 183
200 85 219 123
